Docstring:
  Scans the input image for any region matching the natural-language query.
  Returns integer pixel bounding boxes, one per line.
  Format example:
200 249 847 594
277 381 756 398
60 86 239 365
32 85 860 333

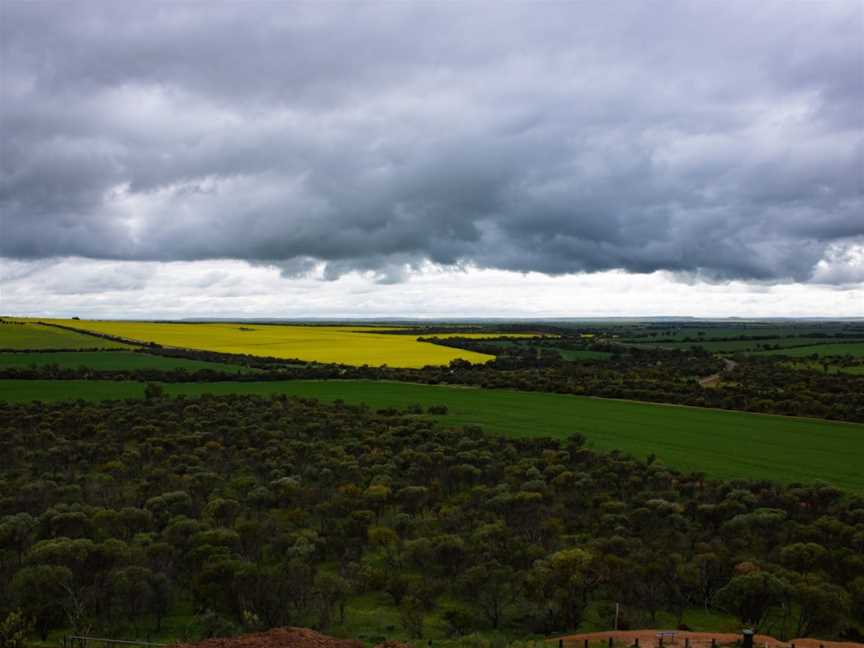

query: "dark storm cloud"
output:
2 1 862 283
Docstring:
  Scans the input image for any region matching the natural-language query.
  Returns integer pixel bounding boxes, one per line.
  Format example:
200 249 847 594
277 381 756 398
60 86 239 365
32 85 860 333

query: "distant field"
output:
0 351 254 373
0 379 144 402
485 339 608 361
3 378 861 491
33 320 521 367
620 326 845 342
623 337 864 353
556 348 612 360
0 322 130 350
752 342 864 358
785 361 864 375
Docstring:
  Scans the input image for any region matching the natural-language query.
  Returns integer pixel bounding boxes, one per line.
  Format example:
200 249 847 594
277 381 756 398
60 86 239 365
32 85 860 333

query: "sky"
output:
1 1 862 319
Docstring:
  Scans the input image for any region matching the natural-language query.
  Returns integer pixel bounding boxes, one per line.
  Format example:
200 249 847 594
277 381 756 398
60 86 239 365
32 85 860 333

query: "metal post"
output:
609 638 614 648
712 640 716 648
686 640 690 648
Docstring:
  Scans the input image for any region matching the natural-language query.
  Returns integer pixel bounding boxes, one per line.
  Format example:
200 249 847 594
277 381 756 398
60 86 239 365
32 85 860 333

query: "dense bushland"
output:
1 395 863 641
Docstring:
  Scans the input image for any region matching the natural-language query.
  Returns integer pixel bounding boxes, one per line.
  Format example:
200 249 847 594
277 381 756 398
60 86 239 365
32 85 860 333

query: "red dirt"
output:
171 627 413 648
552 631 864 648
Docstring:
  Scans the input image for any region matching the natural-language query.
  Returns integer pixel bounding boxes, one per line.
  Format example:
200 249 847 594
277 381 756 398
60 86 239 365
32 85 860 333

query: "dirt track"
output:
699 358 738 388
552 631 863 648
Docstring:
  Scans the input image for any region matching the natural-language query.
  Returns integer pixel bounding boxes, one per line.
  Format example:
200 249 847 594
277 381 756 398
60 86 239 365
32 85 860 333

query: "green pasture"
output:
556 348 612 361
623 336 864 353
752 342 864 358
0 380 144 402
0 322 130 350
620 325 846 342
0 350 254 373
2 379 861 491
492 339 611 361
785 360 864 375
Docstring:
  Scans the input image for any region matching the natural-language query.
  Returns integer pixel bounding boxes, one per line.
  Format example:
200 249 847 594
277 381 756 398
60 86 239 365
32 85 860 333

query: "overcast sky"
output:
1 1 862 318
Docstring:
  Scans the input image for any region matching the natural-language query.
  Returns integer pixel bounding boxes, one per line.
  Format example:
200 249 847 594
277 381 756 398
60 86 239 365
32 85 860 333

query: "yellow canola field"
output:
38 320 539 368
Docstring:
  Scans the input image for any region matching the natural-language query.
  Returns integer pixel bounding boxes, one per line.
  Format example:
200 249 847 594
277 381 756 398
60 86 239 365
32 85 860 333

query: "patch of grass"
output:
0 321 130 350
3 379 861 491
784 360 864 375
0 350 255 372
751 342 864 358
0 379 145 402
556 348 612 361
624 337 864 353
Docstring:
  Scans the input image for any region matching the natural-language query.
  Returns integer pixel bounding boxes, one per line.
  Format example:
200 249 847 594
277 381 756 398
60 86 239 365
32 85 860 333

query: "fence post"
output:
635 639 640 648
559 641 563 648
660 637 664 648
686 640 690 648
585 640 589 648
711 640 716 648
610 638 614 648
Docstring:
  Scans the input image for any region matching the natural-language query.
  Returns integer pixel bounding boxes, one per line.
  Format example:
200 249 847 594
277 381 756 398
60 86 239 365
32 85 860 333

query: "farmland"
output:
0 379 144 402
2 318 864 641
0 321 130 350
2 378 861 491
33 319 528 367
0 320 864 646
752 342 864 358
623 337 864 354
0 350 254 373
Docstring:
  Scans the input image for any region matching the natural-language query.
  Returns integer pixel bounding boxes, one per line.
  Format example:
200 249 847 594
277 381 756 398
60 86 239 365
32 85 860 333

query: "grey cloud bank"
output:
2 1 862 285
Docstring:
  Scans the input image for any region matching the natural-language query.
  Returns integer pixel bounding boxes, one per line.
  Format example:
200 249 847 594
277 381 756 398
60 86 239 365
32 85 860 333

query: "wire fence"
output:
63 636 169 648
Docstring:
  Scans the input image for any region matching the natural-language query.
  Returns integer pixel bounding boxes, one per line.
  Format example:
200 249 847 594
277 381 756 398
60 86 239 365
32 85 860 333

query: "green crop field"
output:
752 342 864 358
2 378 861 491
0 321 130 350
0 351 254 373
623 336 864 353
784 361 864 375
556 348 612 361
0 379 144 402
620 325 845 342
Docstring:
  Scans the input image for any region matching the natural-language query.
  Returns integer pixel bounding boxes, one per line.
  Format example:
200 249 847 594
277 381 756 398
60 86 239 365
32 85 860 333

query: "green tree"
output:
715 571 788 631
0 610 33 648
11 565 73 640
